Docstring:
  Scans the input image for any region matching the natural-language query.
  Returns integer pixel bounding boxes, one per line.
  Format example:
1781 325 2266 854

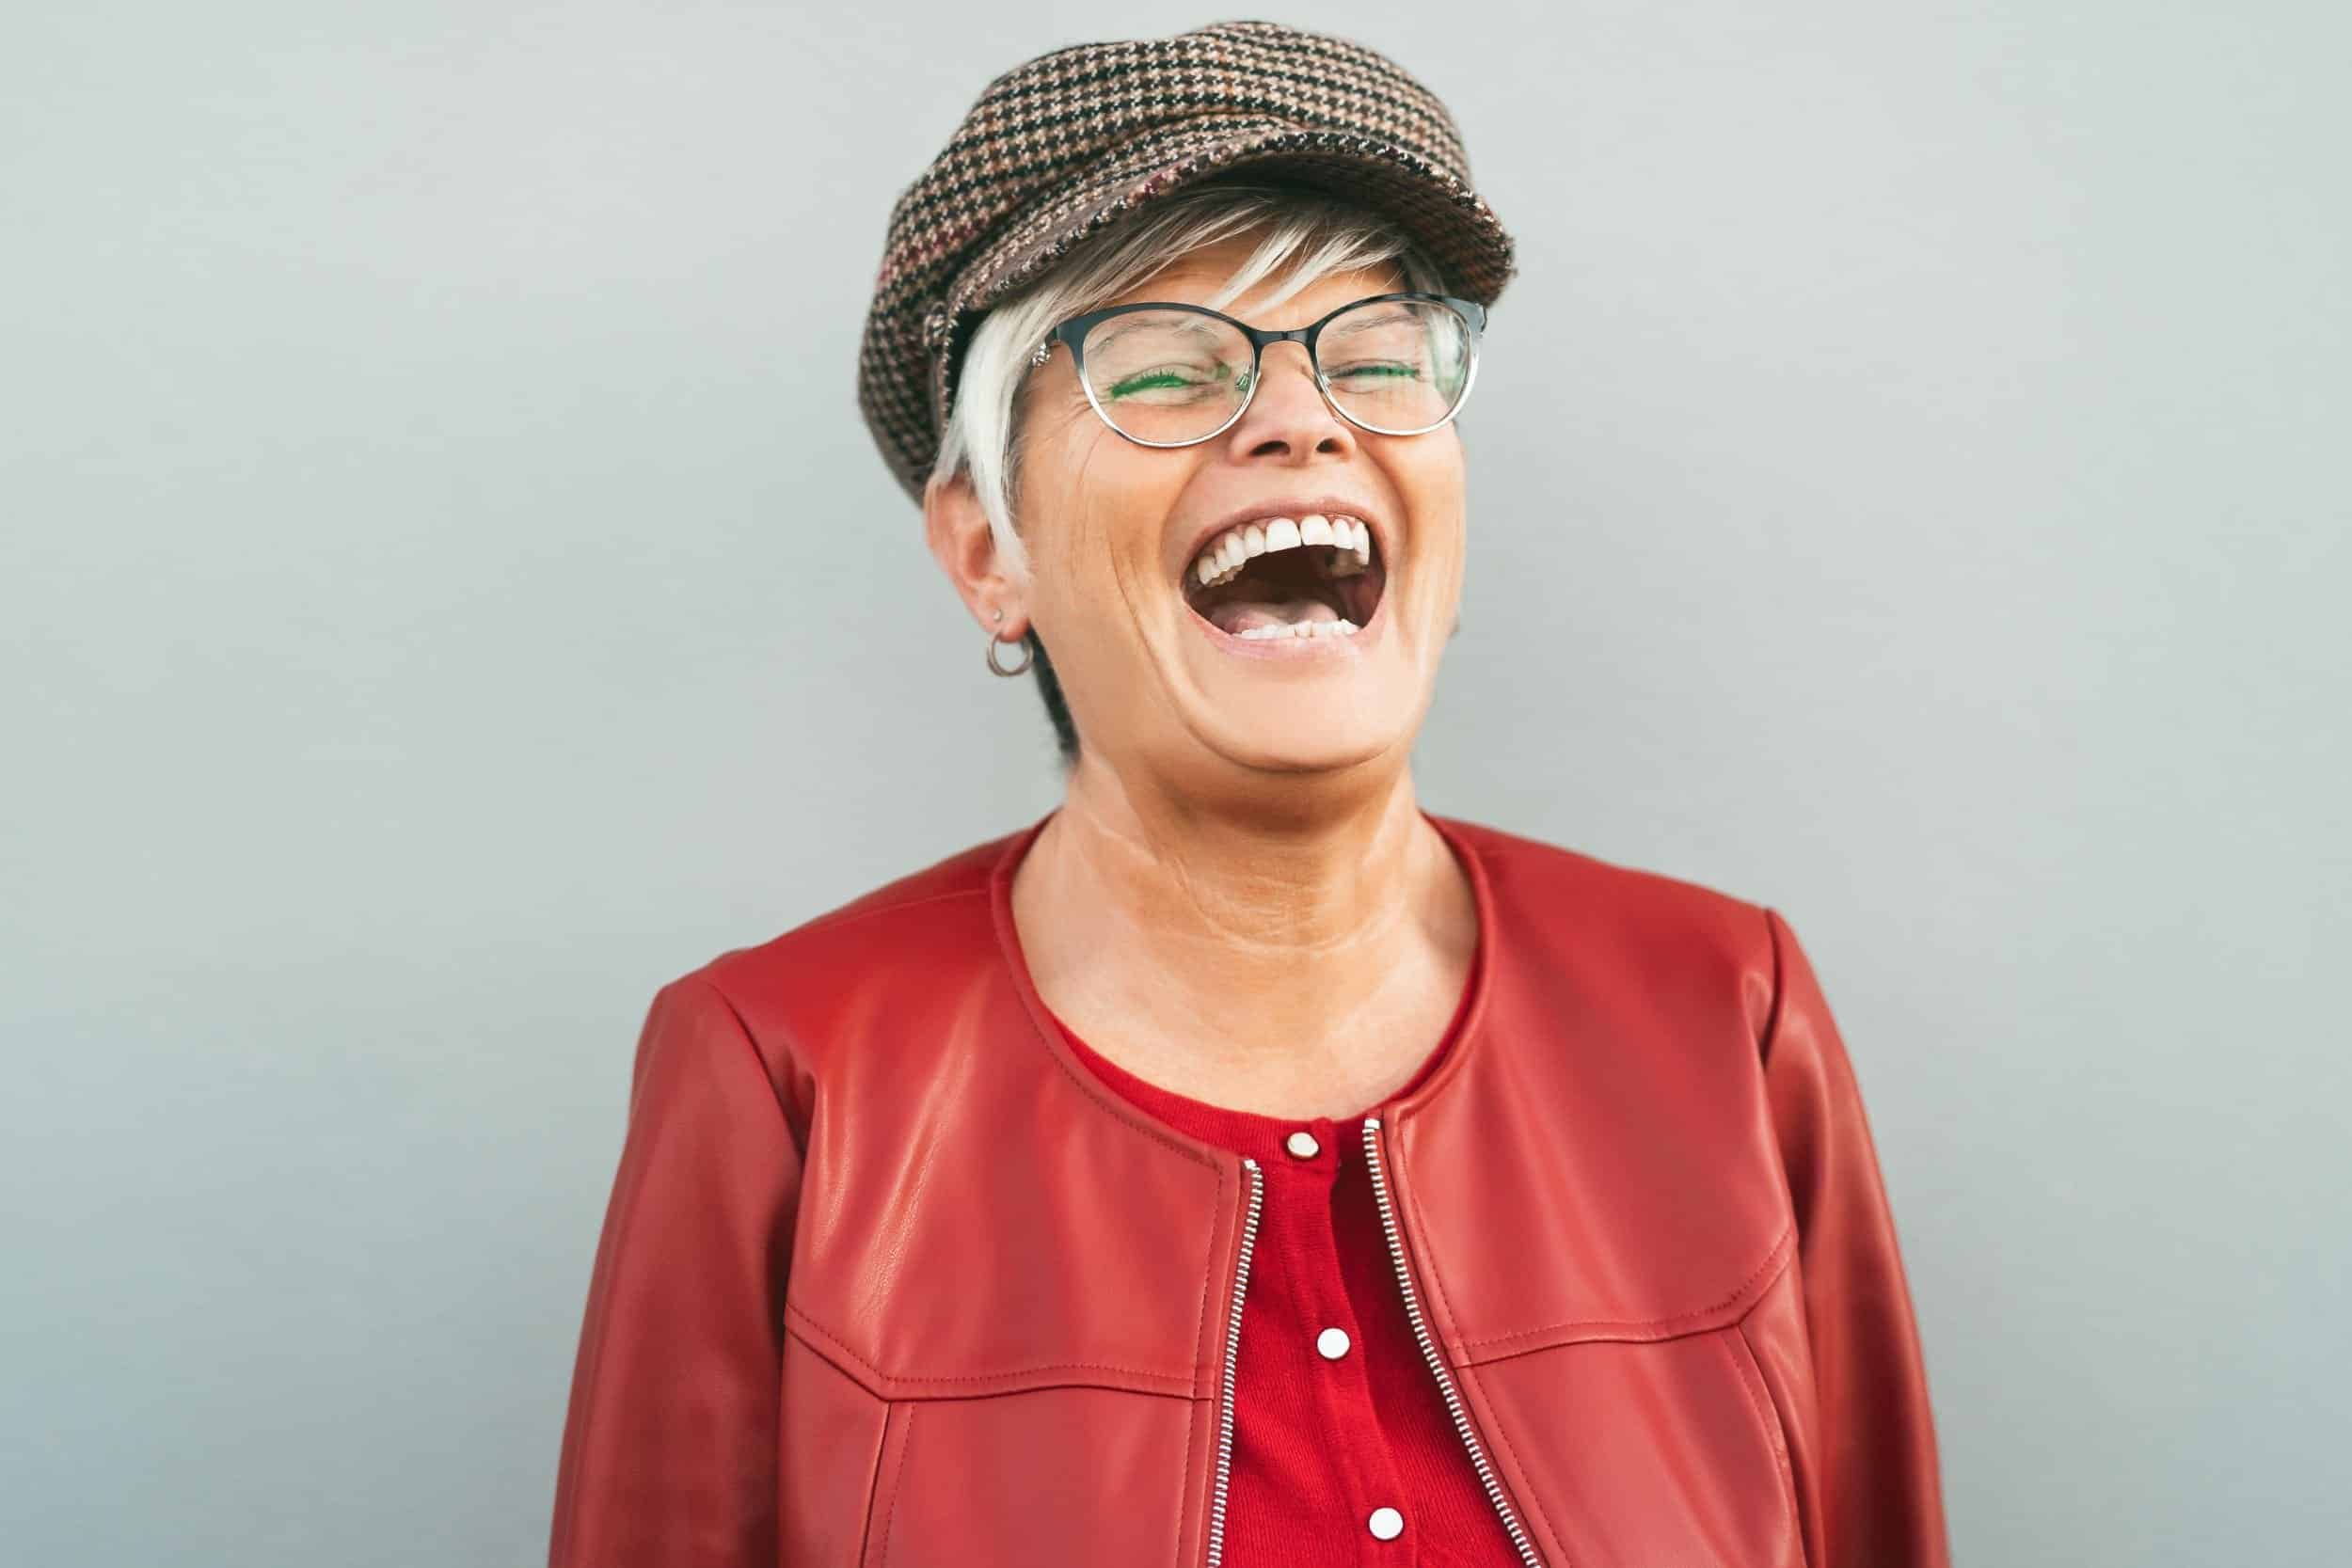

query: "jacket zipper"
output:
1203 1156 1263 1568
1362 1117 1546 1568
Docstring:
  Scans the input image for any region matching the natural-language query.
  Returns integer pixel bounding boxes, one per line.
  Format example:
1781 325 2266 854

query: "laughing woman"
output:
548 20 1949 1568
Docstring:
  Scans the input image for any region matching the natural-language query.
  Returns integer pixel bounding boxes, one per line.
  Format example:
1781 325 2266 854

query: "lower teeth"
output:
1235 619 1359 641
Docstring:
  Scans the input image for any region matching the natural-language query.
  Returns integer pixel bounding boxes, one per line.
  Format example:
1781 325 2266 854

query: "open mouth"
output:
1180 514 1387 643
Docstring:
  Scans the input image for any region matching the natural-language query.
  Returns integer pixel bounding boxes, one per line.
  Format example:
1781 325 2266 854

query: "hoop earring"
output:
985 610 1034 677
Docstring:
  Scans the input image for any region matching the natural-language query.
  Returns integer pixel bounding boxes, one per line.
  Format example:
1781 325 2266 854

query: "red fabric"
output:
1042 946 1524 1567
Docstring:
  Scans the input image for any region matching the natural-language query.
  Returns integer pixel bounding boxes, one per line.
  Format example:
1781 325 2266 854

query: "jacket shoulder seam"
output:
675 973 786 1087
1756 904 1791 1065
671 971 810 1136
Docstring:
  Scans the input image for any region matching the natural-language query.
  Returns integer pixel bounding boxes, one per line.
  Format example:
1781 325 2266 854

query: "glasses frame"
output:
1031 291 1488 448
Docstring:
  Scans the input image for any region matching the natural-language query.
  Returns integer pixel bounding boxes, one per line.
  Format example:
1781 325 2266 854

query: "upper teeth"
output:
1190 514 1375 590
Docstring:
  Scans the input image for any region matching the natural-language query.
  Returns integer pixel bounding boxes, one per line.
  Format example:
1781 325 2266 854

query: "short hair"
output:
926 179 1452 766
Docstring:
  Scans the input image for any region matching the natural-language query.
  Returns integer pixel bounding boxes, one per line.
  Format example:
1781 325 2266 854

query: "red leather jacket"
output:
548 811 1949 1567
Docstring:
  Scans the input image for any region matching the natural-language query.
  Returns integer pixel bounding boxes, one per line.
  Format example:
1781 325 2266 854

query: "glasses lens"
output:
1079 309 1255 443
1316 298 1477 434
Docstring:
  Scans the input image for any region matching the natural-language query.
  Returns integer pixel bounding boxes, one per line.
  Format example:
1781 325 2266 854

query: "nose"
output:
1221 341 1356 463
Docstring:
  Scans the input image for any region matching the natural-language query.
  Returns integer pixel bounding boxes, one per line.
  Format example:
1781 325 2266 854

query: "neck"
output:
1012 752 1476 1081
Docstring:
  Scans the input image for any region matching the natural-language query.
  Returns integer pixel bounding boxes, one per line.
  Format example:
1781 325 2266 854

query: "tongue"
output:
1207 597 1339 636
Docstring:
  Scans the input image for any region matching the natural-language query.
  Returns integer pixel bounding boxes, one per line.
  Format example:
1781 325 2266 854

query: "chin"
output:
1189 699 1412 777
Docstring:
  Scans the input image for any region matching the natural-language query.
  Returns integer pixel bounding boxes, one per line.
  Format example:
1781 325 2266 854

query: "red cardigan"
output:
1043 946 1526 1565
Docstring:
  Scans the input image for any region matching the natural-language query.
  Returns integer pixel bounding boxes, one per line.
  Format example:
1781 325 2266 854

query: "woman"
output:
548 20 1948 1568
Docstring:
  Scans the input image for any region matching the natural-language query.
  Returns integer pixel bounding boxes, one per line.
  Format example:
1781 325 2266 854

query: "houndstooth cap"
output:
855 18 1519 506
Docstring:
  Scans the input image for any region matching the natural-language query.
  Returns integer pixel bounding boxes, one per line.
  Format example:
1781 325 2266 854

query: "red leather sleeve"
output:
1757 909 1950 1567
548 975 803 1568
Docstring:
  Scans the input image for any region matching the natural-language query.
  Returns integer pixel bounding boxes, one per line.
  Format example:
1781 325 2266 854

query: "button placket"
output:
1311 1119 1419 1562
1267 1126 1390 1562
1334 1120 1419 1559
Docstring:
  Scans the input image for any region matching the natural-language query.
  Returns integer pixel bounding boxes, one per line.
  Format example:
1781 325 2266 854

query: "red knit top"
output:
1042 948 1525 1566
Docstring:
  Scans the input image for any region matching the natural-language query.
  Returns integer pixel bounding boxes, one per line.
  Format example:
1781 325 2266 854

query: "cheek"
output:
1390 445 1469 596
1020 499 1174 661
1020 457 1195 630
1401 429 1469 501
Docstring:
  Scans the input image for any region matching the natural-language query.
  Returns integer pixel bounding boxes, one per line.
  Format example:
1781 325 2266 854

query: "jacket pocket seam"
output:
1454 1221 1797 1356
865 1402 914 1568
853 1400 897 1568
1722 1321 1797 1563
787 1300 1195 1398
1452 1228 1799 1369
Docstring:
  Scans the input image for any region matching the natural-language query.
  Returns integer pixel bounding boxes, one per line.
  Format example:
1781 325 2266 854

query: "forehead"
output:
1109 231 1408 325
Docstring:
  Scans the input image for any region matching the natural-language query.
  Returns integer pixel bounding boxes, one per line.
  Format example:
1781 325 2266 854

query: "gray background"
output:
5 3 2344 1563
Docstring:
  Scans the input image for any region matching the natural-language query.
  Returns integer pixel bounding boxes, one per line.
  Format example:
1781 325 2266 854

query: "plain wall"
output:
4 3 2344 1562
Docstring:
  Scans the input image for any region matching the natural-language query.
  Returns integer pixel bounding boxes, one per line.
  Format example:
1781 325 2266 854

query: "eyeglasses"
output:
1030 292 1487 448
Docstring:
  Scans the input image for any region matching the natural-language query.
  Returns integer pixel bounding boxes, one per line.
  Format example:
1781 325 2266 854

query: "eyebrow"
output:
1324 308 1418 339
1089 314 1232 350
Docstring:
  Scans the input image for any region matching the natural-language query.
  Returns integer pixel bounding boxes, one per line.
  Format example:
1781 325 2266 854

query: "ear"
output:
922 467 1028 641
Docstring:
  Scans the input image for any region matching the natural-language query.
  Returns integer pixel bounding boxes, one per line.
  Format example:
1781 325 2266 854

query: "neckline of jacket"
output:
982 803 1500 1179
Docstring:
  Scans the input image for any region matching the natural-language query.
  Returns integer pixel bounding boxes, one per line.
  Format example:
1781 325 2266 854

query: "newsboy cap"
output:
855 18 1518 506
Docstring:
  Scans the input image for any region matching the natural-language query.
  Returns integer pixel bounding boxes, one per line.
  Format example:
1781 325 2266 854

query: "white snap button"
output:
1368 1506 1405 1540
1317 1326 1351 1359
1285 1130 1320 1159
